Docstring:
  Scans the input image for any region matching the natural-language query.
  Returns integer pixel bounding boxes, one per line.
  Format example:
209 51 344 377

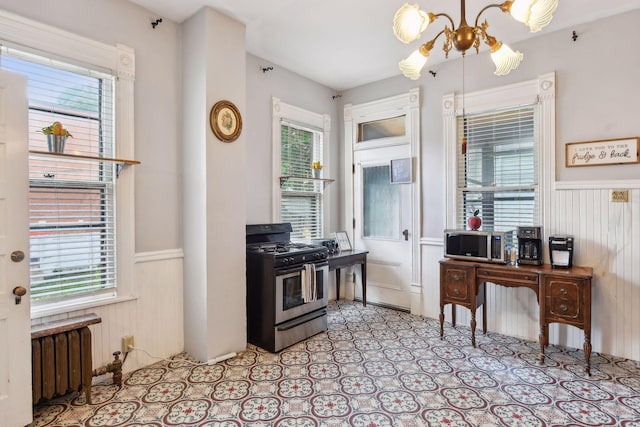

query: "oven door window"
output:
282 269 324 311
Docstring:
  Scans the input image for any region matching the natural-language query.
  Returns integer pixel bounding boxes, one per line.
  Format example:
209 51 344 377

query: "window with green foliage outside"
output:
1 46 117 303
280 122 324 240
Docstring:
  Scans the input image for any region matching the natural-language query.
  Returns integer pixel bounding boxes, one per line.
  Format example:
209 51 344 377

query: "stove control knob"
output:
288 257 295 263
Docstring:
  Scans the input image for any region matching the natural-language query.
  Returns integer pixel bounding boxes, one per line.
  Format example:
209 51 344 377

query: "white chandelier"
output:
393 0 558 79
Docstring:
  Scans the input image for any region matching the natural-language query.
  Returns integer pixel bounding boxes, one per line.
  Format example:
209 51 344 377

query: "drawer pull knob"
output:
560 288 568 295
524 276 531 280
560 304 568 312
453 274 460 281
454 289 460 295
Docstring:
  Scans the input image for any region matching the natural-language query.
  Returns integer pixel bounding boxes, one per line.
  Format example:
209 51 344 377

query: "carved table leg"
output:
538 323 547 365
439 304 445 340
470 309 477 347
584 331 592 376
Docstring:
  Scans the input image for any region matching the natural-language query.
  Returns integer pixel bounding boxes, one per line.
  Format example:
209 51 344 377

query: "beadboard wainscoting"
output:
419 184 640 362
30 249 184 373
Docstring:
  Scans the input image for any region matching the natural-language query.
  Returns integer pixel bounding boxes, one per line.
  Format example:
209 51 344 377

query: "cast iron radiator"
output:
30 313 101 405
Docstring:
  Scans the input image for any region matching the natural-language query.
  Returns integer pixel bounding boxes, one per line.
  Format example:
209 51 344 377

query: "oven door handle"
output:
276 261 328 276
277 308 328 331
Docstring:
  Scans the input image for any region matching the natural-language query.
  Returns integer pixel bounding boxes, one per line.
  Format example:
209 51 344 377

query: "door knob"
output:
402 229 409 241
13 286 27 305
11 250 25 262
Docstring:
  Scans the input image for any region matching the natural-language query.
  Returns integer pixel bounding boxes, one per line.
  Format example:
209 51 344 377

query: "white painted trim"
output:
0 10 118 72
31 295 137 320
344 88 421 308
420 237 444 247
2 9 137 312
271 97 331 230
135 249 185 264
555 180 640 190
444 72 556 236
410 282 422 295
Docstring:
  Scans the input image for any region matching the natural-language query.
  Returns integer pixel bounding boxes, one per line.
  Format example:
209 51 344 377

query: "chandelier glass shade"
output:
393 0 558 79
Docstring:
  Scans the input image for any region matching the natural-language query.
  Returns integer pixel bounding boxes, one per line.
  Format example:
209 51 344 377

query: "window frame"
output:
444 73 556 236
271 97 330 239
0 10 136 318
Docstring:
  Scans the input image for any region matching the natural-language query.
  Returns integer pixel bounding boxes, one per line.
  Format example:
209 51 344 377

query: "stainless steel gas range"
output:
246 223 329 352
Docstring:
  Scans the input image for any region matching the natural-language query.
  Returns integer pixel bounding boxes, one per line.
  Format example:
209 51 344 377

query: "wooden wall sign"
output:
566 137 639 167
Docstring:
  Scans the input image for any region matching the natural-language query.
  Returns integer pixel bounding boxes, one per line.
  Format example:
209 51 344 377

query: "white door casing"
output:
343 88 421 312
0 70 32 425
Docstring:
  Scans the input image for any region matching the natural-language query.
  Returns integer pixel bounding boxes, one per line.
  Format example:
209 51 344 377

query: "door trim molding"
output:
343 88 422 309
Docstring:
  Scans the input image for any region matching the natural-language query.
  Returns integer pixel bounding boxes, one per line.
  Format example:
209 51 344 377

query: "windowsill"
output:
31 294 138 320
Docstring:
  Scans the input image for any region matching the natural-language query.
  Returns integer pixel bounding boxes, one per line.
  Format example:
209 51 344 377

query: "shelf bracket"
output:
116 163 126 178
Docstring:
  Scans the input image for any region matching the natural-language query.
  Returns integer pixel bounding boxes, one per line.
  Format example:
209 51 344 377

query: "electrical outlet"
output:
611 190 629 202
122 335 134 354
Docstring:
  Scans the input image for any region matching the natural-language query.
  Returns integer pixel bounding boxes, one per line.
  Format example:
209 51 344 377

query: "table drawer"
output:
477 268 538 285
546 298 580 319
442 266 472 302
543 277 585 322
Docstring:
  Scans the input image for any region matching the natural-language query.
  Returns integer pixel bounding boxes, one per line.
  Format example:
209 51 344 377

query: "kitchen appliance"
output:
246 223 329 352
444 229 514 264
549 235 574 268
517 226 543 265
311 238 338 254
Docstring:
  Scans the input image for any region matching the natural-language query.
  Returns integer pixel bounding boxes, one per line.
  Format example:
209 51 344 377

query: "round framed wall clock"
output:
210 100 242 142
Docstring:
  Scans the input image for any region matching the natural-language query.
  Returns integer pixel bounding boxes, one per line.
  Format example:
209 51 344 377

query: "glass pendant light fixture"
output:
393 0 558 79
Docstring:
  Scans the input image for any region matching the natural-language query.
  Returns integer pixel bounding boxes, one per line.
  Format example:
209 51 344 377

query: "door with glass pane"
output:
353 144 412 309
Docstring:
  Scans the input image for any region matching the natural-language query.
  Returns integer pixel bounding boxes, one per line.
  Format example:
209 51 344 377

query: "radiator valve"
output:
93 351 123 386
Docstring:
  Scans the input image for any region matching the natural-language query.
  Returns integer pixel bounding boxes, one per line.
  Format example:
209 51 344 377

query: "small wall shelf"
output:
279 175 335 187
29 150 140 177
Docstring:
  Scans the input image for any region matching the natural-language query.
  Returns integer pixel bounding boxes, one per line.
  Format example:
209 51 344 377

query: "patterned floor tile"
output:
31 300 640 426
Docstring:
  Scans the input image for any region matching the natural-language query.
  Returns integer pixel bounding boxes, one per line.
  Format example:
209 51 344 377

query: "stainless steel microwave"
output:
444 230 513 264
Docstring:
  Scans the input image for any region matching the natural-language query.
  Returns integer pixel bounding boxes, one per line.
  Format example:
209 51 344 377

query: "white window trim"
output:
0 10 136 318
443 72 556 236
271 97 330 232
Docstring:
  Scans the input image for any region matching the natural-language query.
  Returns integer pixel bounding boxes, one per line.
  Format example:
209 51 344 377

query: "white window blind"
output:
456 106 538 231
280 121 324 240
1 46 117 303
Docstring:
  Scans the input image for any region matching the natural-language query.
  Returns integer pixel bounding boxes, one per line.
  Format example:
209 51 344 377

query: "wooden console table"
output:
439 258 593 373
328 249 368 306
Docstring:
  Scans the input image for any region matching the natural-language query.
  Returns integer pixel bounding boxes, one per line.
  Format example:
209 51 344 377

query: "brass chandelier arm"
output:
473 1 514 28
430 12 456 31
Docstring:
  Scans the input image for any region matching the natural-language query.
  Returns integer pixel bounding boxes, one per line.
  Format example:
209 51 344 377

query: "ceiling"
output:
128 0 640 91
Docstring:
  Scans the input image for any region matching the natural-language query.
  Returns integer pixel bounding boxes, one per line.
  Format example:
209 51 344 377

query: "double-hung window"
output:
280 121 324 240
445 74 556 234
272 98 330 241
456 106 538 230
1 47 117 305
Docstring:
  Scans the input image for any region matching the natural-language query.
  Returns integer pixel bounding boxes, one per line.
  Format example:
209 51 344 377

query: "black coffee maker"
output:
517 226 543 265
549 235 574 268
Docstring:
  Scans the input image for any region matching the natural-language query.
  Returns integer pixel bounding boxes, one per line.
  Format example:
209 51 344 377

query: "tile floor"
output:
32 300 640 426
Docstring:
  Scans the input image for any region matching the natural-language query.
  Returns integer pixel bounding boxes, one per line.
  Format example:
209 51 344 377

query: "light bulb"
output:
393 3 430 43
399 49 429 80
490 42 523 76
509 0 557 32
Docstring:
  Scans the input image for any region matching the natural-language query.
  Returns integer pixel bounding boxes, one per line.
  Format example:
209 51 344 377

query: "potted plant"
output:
311 161 322 178
40 121 72 153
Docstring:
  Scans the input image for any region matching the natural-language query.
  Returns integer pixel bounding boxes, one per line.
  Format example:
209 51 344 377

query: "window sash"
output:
280 122 324 240
456 106 538 231
1 47 117 303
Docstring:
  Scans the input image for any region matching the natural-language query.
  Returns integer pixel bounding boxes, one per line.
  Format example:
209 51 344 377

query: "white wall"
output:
182 7 247 362
244 54 341 230
341 10 640 361
0 0 182 253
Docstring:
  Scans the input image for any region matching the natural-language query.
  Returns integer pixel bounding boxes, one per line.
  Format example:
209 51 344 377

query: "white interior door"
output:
353 144 412 309
0 69 32 425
